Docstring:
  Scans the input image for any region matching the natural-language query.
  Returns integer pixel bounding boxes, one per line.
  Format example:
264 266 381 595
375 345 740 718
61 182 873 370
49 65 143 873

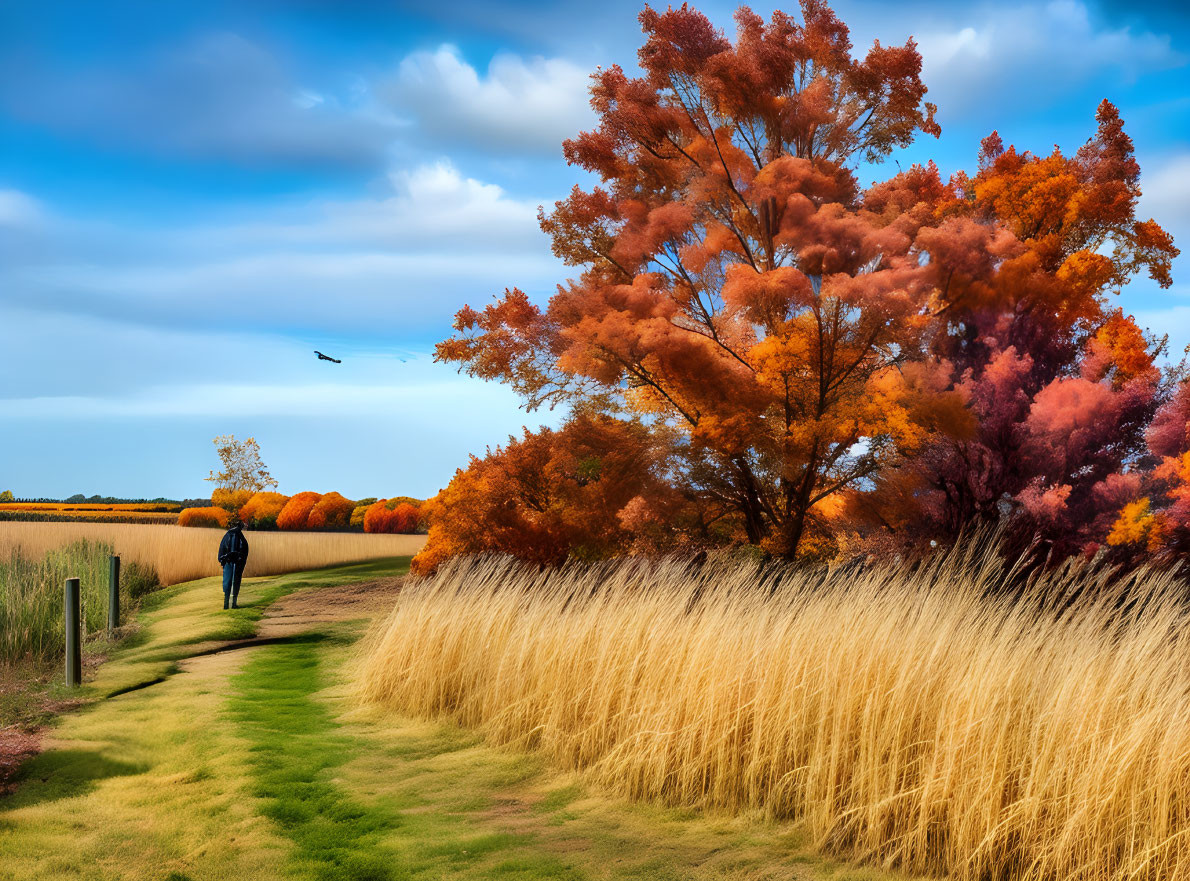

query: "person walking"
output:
218 518 249 609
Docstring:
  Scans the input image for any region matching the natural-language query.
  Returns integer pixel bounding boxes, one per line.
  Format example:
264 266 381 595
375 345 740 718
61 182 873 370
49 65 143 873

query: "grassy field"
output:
0 503 182 525
0 522 426 585
0 510 181 525
0 557 914 881
0 503 182 512
356 548 1190 881
0 540 157 664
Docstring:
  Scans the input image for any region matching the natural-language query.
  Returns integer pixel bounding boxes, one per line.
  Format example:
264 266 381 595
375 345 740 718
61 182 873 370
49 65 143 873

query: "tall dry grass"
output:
0 522 426 586
1 541 136 663
356 545 1190 881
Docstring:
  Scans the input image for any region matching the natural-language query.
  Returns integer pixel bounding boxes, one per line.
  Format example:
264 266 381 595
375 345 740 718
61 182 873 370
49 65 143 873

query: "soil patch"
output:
0 659 96 791
256 576 406 638
0 727 41 795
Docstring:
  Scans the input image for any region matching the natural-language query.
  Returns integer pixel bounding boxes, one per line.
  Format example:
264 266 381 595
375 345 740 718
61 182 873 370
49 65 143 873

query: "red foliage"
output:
425 0 1180 570
436 1 960 560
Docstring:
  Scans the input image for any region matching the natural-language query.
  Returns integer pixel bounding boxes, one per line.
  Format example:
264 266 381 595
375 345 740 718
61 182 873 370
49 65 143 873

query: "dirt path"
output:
255 576 405 638
1 570 407 794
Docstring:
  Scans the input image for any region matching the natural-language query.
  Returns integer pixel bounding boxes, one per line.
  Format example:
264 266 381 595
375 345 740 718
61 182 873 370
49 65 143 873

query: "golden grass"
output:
0 522 426 585
356 545 1190 881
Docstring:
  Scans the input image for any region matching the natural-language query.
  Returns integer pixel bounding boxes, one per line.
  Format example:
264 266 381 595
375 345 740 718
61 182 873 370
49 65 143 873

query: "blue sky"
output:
2 0 1188 500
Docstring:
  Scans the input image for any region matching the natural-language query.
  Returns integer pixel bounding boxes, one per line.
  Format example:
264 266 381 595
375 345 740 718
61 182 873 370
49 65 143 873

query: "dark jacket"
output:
218 525 249 566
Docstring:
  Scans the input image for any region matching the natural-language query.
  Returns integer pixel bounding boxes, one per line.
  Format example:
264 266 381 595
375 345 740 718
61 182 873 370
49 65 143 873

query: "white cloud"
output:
381 45 594 155
0 162 562 339
1 34 601 166
915 0 1182 113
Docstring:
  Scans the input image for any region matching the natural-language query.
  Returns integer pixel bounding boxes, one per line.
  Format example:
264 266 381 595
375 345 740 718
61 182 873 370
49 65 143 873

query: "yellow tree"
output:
205 434 278 513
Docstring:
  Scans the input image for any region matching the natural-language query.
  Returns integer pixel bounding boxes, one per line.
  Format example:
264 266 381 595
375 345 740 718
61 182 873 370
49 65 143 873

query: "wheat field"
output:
356 545 1190 881
0 522 426 585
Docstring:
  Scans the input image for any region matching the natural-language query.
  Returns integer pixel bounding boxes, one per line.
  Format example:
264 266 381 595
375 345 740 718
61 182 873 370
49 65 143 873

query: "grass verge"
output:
229 636 401 881
1 555 919 881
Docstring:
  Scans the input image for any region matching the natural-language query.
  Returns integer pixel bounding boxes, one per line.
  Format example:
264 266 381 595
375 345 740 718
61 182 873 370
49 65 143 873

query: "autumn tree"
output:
205 435 278 494
306 492 355 530
848 101 1178 558
364 498 424 534
276 491 322 531
413 414 690 573
436 1 964 559
1102 381 1190 559
238 492 290 529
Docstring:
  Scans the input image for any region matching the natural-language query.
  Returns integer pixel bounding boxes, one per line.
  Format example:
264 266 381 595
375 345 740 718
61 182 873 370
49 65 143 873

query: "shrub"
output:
306 492 355 530
124 559 161 598
364 499 422 534
211 487 254 513
178 507 230 528
410 416 684 573
0 540 161 663
238 492 290 529
391 503 421 534
276 492 322 531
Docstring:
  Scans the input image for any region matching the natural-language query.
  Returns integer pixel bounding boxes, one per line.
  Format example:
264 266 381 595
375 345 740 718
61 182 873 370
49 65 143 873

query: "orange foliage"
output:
178 507 230 529
968 102 1177 290
364 499 422 535
305 492 355 530
237 492 290 529
1106 498 1160 550
436 2 963 560
276 492 322 531
427 1 1179 569
211 487 253 513
412 415 689 574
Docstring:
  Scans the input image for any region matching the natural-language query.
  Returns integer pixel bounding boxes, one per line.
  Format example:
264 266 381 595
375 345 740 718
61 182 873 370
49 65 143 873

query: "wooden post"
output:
108 555 121 631
65 578 81 687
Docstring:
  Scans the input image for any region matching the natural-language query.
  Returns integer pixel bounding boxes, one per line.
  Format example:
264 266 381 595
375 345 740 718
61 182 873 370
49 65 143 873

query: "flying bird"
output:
314 351 341 363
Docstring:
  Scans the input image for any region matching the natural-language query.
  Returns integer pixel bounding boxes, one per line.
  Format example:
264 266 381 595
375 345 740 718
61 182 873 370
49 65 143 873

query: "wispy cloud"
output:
915 0 1183 115
0 32 397 169
0 161 561 341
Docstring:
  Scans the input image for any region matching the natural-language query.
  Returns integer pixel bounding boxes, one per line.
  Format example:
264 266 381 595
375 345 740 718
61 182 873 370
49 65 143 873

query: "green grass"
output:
229 637 402 881
0 555 926 881
0 540 157 664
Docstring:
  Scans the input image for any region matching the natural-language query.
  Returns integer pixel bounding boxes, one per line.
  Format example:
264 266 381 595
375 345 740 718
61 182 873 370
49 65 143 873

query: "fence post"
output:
65 577 81 687
108 555 121 631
